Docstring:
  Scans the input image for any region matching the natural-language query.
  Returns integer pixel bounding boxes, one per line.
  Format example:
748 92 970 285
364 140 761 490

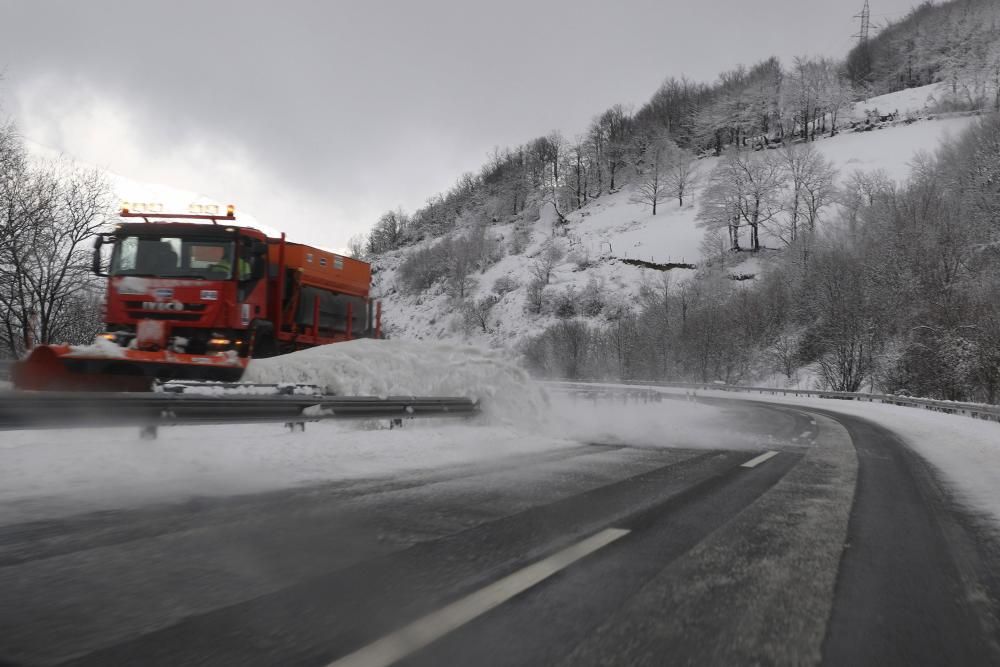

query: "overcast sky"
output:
0 0 924 249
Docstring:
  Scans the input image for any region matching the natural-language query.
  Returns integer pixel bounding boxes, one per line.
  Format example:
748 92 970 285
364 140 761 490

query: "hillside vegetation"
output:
360 0 1000 403
846 0 1000 105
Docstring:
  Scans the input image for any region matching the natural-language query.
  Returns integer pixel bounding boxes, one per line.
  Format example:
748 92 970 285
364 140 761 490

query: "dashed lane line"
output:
741 451 780 468
327 527 631 667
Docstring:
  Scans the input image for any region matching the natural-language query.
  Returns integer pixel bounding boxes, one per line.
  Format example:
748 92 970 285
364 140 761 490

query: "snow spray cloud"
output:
543 390 786 451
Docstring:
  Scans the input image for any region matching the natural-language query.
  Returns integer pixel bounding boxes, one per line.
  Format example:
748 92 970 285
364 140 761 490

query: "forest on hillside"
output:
357 0 1000 403
524 115 1000 403
359 2 999 258
846 0 1000 101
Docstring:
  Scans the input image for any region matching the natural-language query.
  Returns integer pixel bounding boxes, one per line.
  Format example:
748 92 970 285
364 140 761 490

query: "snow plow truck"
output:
13 205 381 391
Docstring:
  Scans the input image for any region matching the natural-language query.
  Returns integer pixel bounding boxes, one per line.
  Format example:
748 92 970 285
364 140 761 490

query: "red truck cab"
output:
13 204 381 390
99 220 270 361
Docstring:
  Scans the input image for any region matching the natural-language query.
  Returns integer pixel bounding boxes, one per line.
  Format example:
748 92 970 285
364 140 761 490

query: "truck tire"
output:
254 335 278 358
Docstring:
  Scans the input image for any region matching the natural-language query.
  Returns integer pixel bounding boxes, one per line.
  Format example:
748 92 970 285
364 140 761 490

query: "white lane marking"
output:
741 451 780 468
328 527 631 667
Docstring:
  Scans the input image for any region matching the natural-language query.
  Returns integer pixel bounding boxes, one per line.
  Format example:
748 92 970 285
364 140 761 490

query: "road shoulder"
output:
562 410 857 666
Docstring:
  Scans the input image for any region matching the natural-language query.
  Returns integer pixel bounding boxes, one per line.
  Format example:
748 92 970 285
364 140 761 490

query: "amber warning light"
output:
119 203 237 223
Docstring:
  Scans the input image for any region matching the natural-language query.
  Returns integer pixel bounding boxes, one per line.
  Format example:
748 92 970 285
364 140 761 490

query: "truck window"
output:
111 236 235 279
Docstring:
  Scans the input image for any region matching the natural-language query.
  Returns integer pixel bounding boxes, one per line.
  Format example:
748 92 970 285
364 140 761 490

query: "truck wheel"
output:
254 335 278 359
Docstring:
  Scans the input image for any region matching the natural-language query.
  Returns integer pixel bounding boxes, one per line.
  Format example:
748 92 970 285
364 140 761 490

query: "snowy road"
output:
1 397 999 665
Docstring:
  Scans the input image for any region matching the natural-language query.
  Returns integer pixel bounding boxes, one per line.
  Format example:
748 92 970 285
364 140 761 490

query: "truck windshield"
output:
110 236 236 279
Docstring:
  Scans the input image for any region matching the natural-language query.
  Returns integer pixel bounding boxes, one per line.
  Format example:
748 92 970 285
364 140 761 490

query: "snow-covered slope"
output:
374 84 981 348
850 82 952 121
21 84 981 353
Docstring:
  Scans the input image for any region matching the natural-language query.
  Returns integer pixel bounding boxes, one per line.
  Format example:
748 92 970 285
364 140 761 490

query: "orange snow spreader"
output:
13 205 381 392
13 344 249 392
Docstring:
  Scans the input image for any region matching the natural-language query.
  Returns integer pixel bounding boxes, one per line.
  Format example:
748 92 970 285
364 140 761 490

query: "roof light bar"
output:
119 203 237 224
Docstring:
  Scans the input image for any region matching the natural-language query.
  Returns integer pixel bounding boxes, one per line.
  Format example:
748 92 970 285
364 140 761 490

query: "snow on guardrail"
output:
545 380 1000 424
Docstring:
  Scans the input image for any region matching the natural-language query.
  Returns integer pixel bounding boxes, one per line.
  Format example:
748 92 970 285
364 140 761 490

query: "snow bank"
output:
793 399 1000 533
244 339 547 425
0 422 575 525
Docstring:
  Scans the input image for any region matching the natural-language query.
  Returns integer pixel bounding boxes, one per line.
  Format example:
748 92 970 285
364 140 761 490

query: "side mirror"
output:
91 236 108 277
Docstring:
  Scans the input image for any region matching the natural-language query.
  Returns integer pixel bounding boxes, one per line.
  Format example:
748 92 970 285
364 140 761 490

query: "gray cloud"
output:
0 0 923 247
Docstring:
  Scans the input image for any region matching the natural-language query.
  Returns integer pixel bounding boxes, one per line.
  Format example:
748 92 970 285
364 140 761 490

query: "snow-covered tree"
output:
0 131 113 356
630 135 673 215
663 146 697 207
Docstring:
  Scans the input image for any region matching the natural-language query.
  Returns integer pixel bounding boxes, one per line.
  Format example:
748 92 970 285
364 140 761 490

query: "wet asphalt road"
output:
1 398 999 666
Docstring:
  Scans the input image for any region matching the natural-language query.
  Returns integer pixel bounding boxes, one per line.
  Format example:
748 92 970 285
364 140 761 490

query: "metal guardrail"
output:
546 383 669 405
546 380 1000 424
0 391 480 432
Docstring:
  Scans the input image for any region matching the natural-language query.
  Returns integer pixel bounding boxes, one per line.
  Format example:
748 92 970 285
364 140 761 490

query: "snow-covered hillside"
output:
373 84 981 348
19 83 983 357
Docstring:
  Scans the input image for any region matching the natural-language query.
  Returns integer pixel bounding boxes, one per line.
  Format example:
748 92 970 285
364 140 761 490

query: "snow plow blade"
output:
12 345 248 392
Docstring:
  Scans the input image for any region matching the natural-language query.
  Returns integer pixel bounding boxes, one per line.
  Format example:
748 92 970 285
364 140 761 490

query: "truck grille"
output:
124 301 207 312
124 301 208 321
126 312 203 321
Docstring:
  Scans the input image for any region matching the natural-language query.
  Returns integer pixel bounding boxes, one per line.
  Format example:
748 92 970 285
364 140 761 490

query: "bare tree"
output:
630 136 671 215
729 149 784 251
800 153 838 234
766 332 802 380
0 146 113 355
367 208 409 255
524 278 546 315
779 143 837 244
594 105 633 192
346 234 367 259
698 149 783 252
663 146 697 207
698 167 743 252
530 242 563 285
816 59 855 137
462 295 497 334
448 238 477 300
